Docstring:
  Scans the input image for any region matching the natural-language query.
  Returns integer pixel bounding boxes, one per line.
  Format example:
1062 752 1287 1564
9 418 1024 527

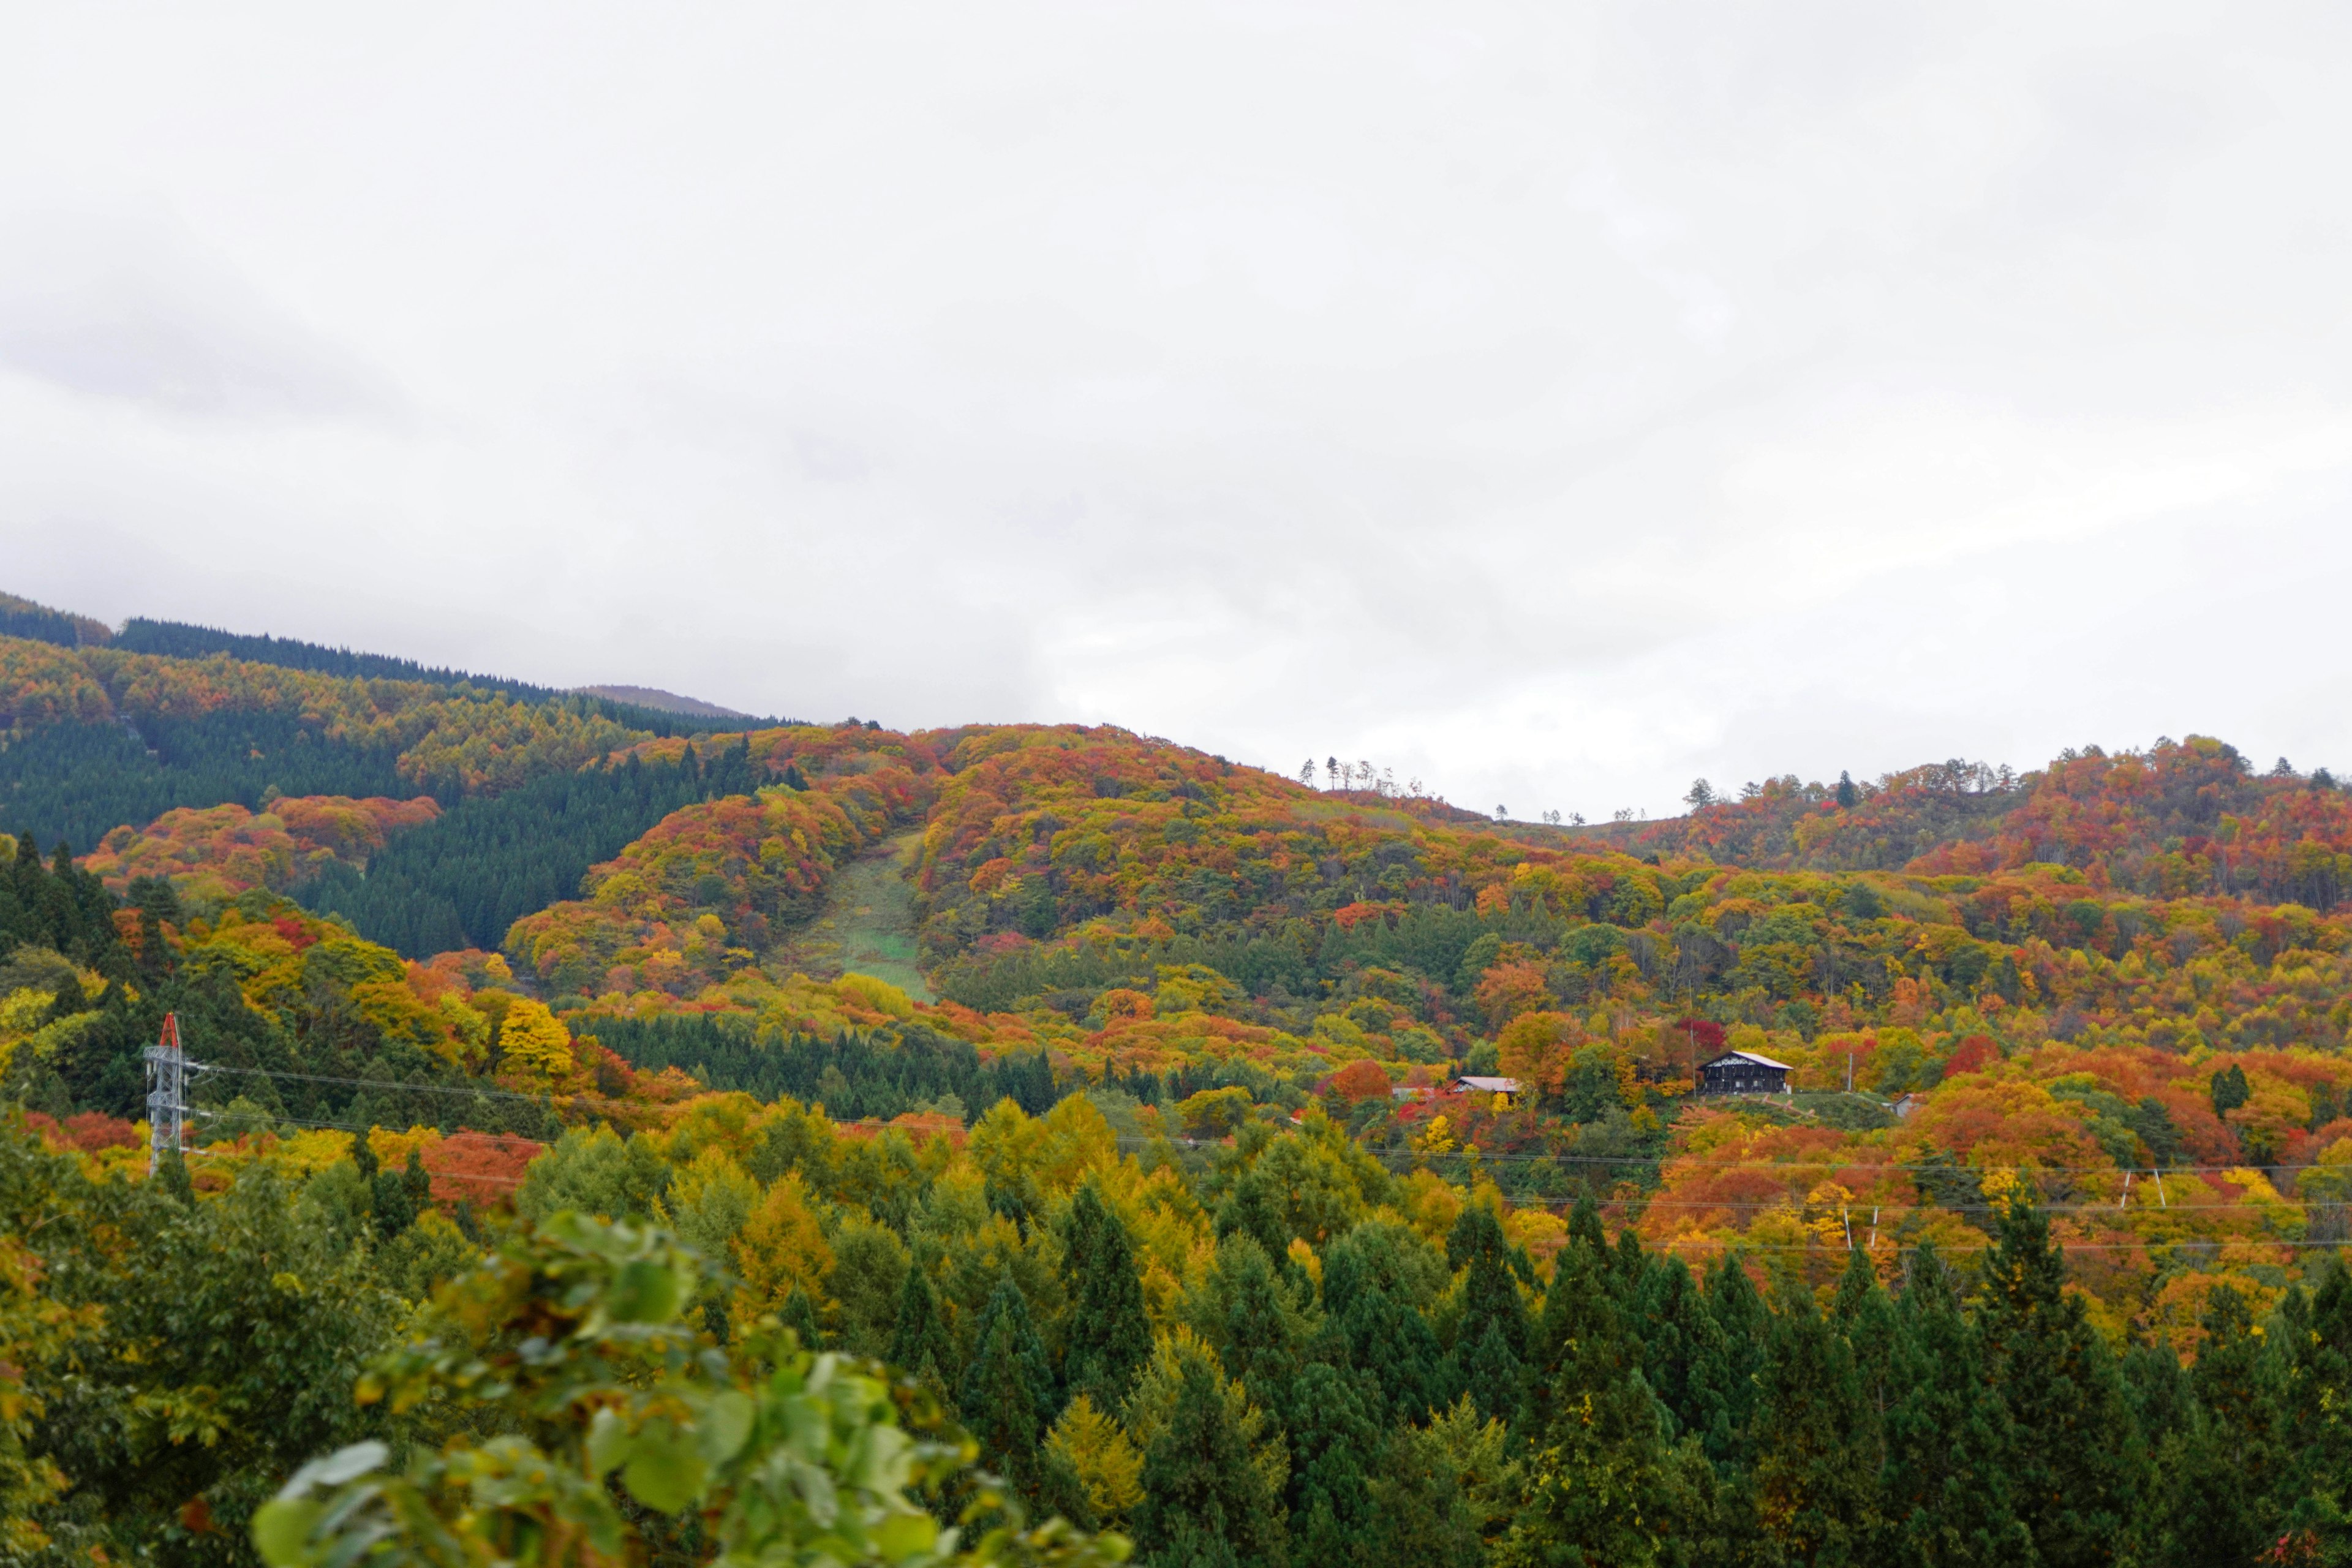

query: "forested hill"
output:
7 586 2352 1559
110 614 792 731
1634 739 2352 900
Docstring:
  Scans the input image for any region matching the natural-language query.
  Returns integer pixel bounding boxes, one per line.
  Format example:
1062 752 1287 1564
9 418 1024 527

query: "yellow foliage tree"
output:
1044 1393 1144 1523
732 1172 834 1322
663 1147 761 1265
1497 1010 1583 1098
496 998 576 1084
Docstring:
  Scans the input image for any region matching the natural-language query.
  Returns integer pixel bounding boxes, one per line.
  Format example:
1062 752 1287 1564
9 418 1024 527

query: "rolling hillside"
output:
3 586 2351 1561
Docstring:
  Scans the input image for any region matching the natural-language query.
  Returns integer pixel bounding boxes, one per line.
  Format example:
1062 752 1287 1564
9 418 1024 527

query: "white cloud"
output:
2 0 2350 813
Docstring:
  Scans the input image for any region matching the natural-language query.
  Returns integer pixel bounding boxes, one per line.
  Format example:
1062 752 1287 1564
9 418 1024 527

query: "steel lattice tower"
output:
144 1012 187 1175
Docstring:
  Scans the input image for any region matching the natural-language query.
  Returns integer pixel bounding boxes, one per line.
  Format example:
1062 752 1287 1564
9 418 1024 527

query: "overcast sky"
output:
6 4 2350 820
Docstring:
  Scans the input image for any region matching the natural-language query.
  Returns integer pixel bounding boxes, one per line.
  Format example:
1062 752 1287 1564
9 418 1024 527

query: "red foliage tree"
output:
1940 1034 2002 1080
1325 1060 1393 1102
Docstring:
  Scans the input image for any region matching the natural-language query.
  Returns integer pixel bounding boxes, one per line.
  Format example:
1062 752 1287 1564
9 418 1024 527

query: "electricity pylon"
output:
144 1012 190 1175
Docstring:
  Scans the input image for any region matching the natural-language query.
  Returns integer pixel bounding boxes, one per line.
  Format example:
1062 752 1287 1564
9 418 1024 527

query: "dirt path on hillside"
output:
765 829 933 1001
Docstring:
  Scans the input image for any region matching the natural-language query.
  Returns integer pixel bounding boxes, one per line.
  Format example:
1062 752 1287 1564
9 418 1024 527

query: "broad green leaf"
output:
791 1453 840 1527
783 1392 827 1458
698 1389 755 1464
248 1497 322 1566
874 1509 940 1563
853 1423 912 1491
608 1259 682 1324
622 1419 707 1513
586 1406 633 1477
282 1439 388 1493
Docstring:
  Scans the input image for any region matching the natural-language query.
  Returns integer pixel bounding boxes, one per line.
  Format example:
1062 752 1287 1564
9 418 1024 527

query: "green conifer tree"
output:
1208 1234 1309 1425
1564 1193 1607 1259
1131 1336 1289 1568
1629 1251 1714 1444
1752 1287 1881 1566
1058 1182 1153 1413
782 1284 826 1351
1663 1250 1771 1553
2149 1284 2288 1567
887 1264 958 1401
1978 1199 2141 1568
1877 1245 2030 1567
1283 1361 1384 1562
1447 1205 1528 1422
1495 1246 1699 1568
2282 1254 2352 1553
1518 1223 1600 1448
1320 1237 1444 1424
1215 1164 1291 1265
959 1275 1055 1496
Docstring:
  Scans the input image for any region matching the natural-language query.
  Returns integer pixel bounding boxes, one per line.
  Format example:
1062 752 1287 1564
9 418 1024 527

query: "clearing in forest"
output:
768 828 933 1001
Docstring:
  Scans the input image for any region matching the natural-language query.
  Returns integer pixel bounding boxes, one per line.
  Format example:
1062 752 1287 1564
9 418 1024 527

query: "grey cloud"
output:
3 1 2352 814
0 211 404 421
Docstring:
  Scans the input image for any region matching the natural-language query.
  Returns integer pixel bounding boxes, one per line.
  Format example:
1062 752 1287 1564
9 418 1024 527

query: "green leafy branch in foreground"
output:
252 1211 1129 1567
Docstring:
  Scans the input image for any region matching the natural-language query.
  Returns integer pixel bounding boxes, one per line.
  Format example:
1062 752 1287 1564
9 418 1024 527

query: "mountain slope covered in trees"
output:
6 588 2352 1562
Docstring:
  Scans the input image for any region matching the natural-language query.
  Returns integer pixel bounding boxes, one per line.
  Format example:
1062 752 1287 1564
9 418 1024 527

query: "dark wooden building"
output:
1698 1049 1792 1095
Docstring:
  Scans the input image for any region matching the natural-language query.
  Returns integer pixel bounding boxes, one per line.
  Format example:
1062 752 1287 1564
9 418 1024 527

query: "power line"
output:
1118 1135 2302 1180
197 1063 568 1104
146 1056 2347 1230
1644 1238 2349 1254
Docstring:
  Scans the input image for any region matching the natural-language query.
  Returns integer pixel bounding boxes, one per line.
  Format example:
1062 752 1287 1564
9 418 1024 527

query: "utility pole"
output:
144 1012 189 1175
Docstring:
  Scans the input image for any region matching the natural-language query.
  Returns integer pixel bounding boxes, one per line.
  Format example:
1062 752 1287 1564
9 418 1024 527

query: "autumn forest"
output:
2 587 2350 1566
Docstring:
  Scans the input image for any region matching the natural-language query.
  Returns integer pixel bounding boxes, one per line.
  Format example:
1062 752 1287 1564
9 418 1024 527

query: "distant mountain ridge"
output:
0 591 793 737
573 684 752 720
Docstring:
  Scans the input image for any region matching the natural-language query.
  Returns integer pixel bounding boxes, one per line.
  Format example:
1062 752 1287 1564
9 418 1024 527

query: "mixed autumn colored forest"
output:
3 591 2351 1565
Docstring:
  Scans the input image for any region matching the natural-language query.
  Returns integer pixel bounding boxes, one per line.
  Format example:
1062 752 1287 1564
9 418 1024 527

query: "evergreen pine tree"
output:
371 1162 418 1239
1519 1218 1605 1449
782 1284 826 1351
1627 1251 1714 1444
1210 1234 1310 1426
2283 1254 2352 1553
1564 1193 1607 1259
1751 1287 1881 1567
1464 1320 1523 1430
1215 1164 1291 1265
1610 1226 1646 1299
1978 1199 2141 1568
1283 1361 1384 1562
1447 1204 1528 1422
1058 1182 1153 1413
1495 1241 1698 1568
1878 1245 2030 1568
1683 1250 1768 1473
2149 1284 2288 1567
888 1264 958 1401
1131 1335 1289 1568
1833 1246 1903 1452
1320 1234 1445 1425
959 1275 1055 1496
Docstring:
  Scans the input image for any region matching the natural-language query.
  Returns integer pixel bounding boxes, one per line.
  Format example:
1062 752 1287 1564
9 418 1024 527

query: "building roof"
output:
1701 1050 1793 1072
1453 1076 1522 1094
